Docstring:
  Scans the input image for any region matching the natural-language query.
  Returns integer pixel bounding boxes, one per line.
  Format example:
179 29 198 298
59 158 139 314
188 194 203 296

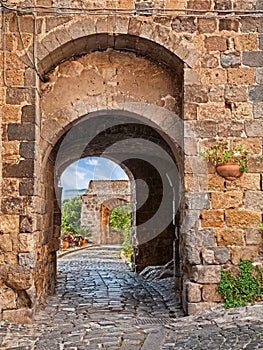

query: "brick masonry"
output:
0 0 262 322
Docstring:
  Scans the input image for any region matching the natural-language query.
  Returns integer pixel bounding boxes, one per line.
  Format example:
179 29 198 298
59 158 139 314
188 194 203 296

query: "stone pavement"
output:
0 245 262 349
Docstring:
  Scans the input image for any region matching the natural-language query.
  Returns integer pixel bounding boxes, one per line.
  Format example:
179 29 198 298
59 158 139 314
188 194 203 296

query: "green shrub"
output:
217 259 263 309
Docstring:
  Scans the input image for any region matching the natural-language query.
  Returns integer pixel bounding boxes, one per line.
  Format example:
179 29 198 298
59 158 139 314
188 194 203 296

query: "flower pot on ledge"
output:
216 163 243 181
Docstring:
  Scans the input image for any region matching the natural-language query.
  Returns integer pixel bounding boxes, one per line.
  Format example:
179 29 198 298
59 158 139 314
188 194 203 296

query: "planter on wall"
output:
216 163 243 181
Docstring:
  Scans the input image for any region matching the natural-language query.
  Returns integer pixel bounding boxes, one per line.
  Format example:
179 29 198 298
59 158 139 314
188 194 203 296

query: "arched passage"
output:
101 198 130 245
36 37 185 317
1 22 189 322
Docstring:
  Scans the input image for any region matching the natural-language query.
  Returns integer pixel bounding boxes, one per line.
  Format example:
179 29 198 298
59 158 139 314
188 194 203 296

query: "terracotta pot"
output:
62 240 69 250
216 163 242 180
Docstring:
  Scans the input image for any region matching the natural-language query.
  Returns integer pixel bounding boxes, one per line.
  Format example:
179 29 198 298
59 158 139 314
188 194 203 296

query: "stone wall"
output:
81 180 131 244
0 0 262 322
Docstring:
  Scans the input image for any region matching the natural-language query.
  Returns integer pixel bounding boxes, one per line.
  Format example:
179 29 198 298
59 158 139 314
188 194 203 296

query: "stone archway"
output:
1 22 187 322
100 197 130 245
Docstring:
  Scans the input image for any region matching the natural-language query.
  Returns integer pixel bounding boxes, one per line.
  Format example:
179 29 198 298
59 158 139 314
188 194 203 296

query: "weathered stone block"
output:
21 105 35 123
227 68 255 85
0 215 20 235
231 137 261 154
20 216 33 233
215 228 245 246
2 141 20 161
202 284 223 302
6 88 35 105
187 302 219 314
225 209 261 228
248 85 263 102
232 102 253 120
197 18 217 33
200 210 224 228
20 142 36 159
2 105 21 123
201 249 215 264
226 174 260 191
184 86 209 103
0 286 16 309
185 156 208 174
218 120 245 137
186 281 202 302
212 247 230 264
1 197 32 215
201 54 219 68
255 68 263 84
253 103 263 118
220 53 241 68
184 246 201 265
19 179 34 196
246 228 263 245
185 228 216 248
231 246 260 264
6 266 33 290
197 104 231 121
208 174 225 191
244 191 263 209
184 69 199 85
192 265 221 283
245 120 263 136
187 0 211 10
18 233 35 252
243 52 263 67
8 124 35 141
214 0 231 10
193 120 218 137
3 160 34 178
18 252 36 269
0 234 13 252
200 69 227 85
185 192 210 210
211 192 243 209
235 34 258 51
225 86 248 102
204 36 227 52
171 17 197 33
219 19 239 32
240 17 263 33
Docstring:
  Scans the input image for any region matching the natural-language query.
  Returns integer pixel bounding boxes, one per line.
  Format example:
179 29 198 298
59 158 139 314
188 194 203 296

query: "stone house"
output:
81 180 131 244
0 0 262 323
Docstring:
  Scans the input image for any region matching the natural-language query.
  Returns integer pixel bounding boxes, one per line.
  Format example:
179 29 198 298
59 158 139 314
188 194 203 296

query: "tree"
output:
109 204 131 233
61 196 82 232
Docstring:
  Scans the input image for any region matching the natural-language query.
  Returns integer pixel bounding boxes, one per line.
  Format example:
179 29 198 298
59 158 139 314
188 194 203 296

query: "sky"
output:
60 157 129 191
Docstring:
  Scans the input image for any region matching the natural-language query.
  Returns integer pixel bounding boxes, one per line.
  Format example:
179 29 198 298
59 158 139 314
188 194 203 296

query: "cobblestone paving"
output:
0 246 262 349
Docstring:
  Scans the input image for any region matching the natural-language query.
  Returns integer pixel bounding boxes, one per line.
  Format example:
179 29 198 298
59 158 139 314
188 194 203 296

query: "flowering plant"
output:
199 140 250 173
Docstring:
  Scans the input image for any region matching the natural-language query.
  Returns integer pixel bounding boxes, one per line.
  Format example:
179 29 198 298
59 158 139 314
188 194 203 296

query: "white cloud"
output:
85 158 99 166
60 157 128 191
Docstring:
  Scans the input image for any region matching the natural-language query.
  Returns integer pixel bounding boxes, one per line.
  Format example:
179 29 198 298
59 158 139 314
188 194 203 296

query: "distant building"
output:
81 180 130 244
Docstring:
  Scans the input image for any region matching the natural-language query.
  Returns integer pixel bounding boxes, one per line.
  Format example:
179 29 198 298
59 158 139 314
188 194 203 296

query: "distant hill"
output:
62 188 87 202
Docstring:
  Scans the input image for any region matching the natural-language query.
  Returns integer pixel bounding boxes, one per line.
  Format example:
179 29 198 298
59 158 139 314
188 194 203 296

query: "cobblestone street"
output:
0 246 262 349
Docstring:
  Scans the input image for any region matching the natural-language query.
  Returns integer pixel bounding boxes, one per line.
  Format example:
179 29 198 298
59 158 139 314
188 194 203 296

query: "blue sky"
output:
60 157 128 190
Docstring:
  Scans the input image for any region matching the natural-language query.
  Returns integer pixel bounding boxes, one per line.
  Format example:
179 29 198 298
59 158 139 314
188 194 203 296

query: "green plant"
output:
61 196 82 232
217 259 263 309
110 204 133 260
199 140 250 173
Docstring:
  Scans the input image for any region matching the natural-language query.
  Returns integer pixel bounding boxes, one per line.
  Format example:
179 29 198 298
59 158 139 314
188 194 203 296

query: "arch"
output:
100 198 130 245
31 17 199 79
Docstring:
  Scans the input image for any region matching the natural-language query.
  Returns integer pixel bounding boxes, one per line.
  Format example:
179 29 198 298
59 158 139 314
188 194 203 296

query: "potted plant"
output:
199 140 250 180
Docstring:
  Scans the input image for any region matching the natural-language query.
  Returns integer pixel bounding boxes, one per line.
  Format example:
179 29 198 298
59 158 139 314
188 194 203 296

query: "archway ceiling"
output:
53 114 179 178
